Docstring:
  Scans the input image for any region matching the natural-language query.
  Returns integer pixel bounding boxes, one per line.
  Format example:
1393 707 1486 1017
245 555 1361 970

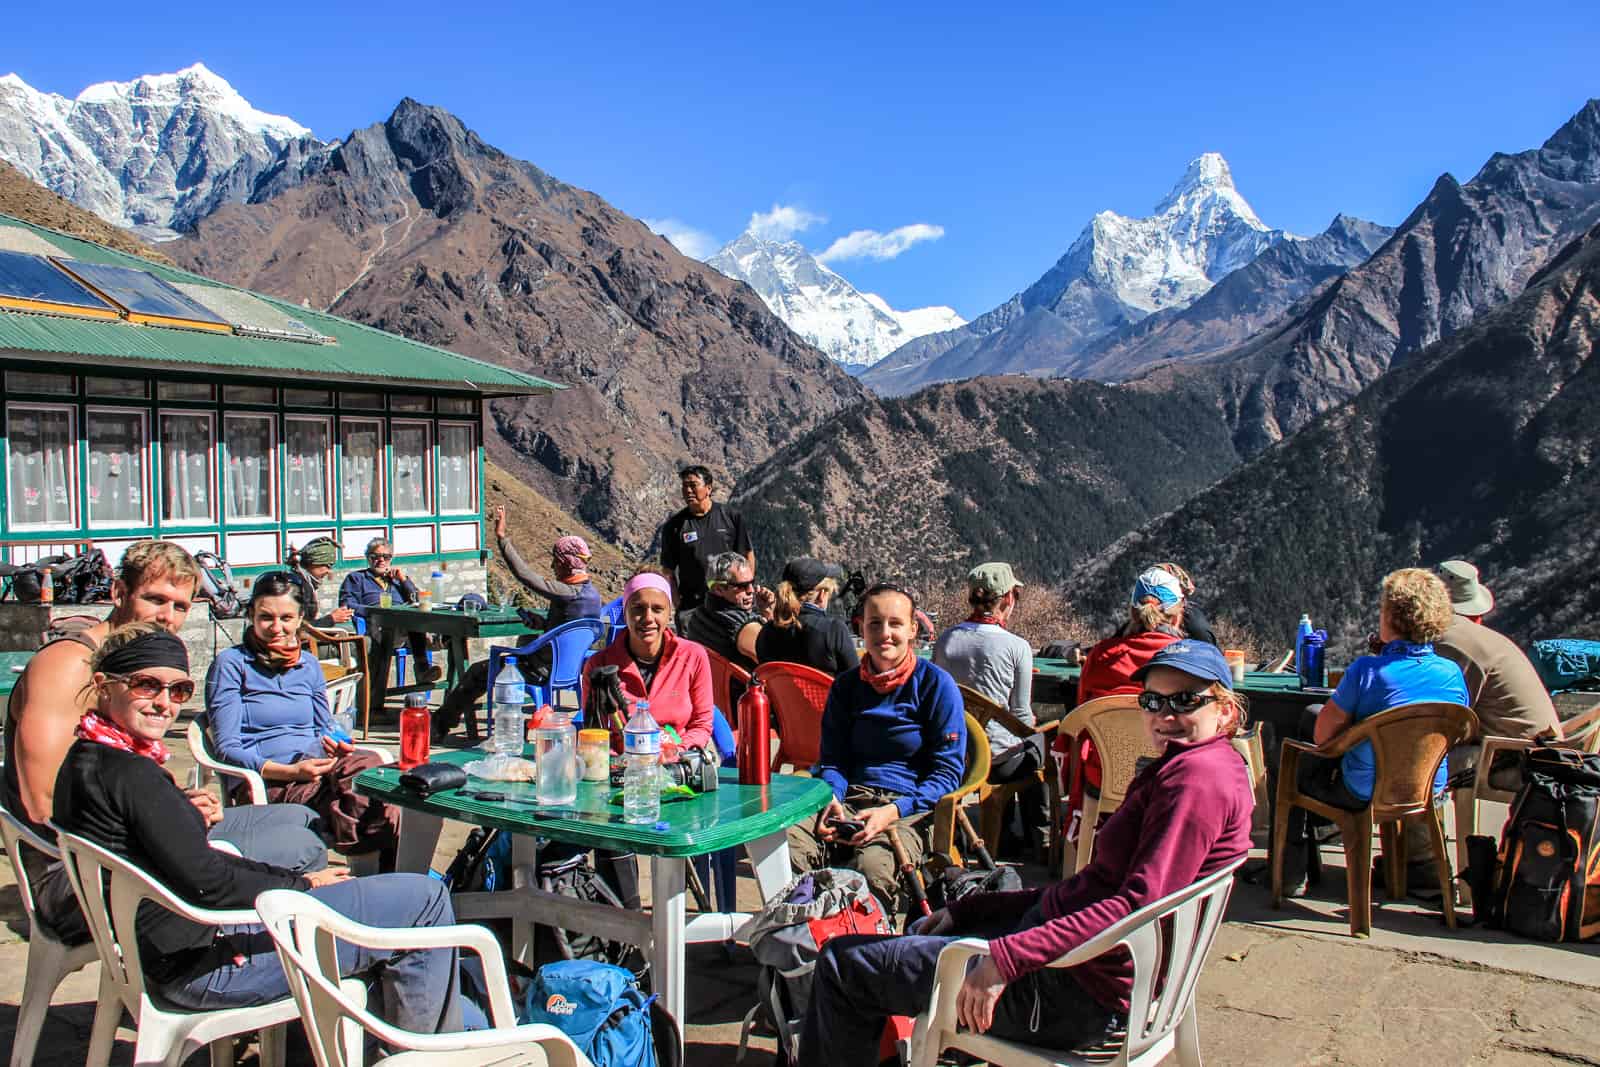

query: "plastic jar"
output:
579 729 611 781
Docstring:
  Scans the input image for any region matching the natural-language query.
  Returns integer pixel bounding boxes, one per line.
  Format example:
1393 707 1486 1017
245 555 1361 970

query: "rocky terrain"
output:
165 99 865 550
0 160 173 263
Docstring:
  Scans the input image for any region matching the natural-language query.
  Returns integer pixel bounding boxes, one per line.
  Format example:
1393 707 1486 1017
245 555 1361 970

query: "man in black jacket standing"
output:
660 465 753 624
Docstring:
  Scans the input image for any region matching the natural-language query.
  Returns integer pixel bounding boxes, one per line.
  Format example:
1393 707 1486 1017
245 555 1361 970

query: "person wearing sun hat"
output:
756 556 859 675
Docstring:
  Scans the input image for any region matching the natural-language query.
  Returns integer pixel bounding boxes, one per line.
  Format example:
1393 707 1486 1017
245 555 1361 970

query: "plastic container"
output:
399 692 431 769
38 567 53 606
1224 649 1247 684
417 589 432 612
492 659 527 716
579 729 611 782
1300 630 1328 689
535 709 578 806
736 678 771 786
430 569 446 609
623 700 662 825
330 706 355 743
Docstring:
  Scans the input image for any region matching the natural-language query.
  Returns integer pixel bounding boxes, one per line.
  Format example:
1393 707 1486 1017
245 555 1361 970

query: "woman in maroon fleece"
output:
798 640 1254 1060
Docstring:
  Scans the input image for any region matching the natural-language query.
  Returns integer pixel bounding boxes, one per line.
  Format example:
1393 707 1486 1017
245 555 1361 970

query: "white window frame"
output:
389 418 433 517
4 402 78 531
158 409 217 526
436 420 478 515
85 404 150 528
223 412 278 523
283 414 334 521
338 417 386 520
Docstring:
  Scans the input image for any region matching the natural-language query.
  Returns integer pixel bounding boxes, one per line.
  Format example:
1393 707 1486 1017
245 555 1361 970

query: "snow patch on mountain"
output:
708 232 964 369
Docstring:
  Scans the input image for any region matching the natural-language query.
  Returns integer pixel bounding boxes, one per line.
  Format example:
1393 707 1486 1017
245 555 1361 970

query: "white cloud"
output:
816 223 946 264
644 218 718 261
748 203 825 241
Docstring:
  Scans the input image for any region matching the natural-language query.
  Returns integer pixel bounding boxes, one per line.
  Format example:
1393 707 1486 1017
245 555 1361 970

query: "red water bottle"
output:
399 692 431 769
736 679 771 785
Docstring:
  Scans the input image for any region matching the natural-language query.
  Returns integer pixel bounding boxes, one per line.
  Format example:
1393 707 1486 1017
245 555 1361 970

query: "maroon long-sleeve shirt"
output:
949 731 1253 1012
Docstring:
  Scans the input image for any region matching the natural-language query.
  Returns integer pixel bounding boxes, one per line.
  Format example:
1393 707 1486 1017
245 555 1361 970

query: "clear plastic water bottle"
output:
623 700 662 825
430 569 446 608
491 659 527 754
535 708 578 806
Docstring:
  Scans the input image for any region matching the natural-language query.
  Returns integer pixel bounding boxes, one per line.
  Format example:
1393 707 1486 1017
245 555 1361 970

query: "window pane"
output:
285 418 331 518
7 406 75 526
161 413 214 521
437 396 475 415
340 391 384 410
159 382 215 401
285 388 332 407
438 424 476 512
340 420 383 517
392 422 430 514
86 376 147 398
88 411 146 525
225 415 275 520
390 395 431 412
5 372 74 395
224 385 277 405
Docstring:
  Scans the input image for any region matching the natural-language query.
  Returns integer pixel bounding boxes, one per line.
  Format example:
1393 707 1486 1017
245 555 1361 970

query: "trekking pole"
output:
888 829 932 919
953 806 997 872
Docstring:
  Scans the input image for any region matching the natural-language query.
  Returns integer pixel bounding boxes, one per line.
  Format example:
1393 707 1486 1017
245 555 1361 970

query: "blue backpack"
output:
522 960 657 1067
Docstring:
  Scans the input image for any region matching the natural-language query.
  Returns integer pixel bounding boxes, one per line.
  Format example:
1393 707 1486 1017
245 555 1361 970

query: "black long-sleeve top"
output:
52 740 308 984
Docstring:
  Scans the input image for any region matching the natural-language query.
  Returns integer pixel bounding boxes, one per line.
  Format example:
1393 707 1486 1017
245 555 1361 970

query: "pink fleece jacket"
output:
580 628 714 750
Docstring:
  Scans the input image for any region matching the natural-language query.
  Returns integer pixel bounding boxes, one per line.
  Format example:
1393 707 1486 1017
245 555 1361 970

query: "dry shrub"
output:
1210 615 1274 665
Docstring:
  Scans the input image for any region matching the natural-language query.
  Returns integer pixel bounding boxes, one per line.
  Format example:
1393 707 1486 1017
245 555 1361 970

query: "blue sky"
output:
7 1 1598 318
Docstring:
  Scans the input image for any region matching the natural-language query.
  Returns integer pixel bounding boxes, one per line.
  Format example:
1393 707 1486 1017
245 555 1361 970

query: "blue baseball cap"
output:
1131 567 1183 607
1133 640 1233 689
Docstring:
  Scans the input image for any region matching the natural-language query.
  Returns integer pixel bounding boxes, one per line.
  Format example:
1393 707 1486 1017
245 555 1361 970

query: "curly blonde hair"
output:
1380 568 1454 644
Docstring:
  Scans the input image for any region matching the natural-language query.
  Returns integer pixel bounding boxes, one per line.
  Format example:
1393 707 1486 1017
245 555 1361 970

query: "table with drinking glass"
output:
362 603 534 739
355 752 833 1030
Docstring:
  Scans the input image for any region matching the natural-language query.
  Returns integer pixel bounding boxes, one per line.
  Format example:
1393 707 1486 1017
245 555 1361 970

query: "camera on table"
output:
663 745 720 793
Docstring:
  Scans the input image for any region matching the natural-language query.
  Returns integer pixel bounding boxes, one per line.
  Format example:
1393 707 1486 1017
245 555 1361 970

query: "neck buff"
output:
860 649 917 695
76 710 171 765
967 611 1004 627
245 625 303 671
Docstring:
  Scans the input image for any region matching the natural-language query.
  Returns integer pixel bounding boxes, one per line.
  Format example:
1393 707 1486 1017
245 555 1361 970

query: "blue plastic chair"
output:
599 595 625 646
352 614 433 686
485 617 608 730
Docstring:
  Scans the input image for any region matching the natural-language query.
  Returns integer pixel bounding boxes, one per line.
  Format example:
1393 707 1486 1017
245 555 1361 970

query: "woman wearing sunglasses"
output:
53 622 479 1033
206 572 401 866
799 640 1254 1062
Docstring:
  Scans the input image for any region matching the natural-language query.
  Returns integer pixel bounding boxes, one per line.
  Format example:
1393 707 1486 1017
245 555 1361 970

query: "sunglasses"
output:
368 553 393 562
107 674 196 703
718 579 756 591
1137 689 1217 716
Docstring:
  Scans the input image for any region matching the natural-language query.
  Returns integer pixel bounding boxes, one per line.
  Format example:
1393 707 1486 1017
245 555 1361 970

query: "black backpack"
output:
1467 742 1600 941
51 549 113 604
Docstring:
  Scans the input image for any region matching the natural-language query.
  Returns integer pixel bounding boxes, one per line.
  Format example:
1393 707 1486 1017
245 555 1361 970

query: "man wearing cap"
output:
756 557 859 675
660 465 753 624
684 551 774 672
934 563 1048 857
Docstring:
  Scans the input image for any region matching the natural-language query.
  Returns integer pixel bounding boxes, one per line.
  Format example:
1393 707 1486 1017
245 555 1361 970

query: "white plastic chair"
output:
909 858 1245 1067
55 829 299 1067
255 888 592 1066
0 803 102 1067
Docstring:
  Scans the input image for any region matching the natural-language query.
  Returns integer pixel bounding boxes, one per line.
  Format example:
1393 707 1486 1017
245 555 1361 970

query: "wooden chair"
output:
753 661 833 772
1272 701 1477 937
1057 695 1156 876
303 623 372 738
909 857 1245 1067
958 683 1062 863
704 647 753 718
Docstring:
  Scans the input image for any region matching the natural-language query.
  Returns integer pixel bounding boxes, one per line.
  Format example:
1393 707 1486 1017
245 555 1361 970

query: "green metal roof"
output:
0 214 562 397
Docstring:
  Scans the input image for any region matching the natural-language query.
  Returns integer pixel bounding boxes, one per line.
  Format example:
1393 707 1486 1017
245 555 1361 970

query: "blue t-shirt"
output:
1330 640 1468 800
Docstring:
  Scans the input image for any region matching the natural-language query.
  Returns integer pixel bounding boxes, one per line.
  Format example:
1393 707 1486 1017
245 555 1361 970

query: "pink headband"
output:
623 573 673 604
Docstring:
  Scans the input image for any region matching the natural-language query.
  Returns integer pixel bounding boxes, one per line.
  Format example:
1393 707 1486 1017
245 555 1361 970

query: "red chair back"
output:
704 647 752 716
753 661 834 772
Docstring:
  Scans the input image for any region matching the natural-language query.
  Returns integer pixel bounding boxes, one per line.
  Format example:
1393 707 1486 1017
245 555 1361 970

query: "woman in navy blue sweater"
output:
787 583 966 912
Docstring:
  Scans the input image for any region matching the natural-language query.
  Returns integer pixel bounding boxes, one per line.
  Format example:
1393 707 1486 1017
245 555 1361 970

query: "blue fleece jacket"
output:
816 657 967 818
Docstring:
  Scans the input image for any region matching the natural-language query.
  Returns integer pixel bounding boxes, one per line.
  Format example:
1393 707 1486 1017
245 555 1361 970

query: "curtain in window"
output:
225 416 273 520
161 414 213 521
7 407 73 526
392 424 429 514
285 419 330 518
438 424 475 511
88 412 145 525
341 422 382 516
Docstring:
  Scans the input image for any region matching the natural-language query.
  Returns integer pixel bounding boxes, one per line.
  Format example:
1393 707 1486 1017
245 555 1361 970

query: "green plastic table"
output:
362 604 532 737
1029 659 1329 725
0 650 33 701
356 752 832 1027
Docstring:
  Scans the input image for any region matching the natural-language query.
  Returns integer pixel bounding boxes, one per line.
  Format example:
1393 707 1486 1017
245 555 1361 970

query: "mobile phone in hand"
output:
829 817 866 838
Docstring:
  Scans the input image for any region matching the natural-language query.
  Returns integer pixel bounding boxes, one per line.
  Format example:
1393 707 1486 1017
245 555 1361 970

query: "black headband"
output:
98 631 189 676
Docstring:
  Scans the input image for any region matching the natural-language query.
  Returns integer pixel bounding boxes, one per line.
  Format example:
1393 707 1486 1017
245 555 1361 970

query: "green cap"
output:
298 537 341 568
968 562 1024 598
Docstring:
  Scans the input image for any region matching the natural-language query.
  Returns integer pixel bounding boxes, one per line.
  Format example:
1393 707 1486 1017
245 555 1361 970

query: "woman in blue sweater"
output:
788 582 967 913
206 572 400 865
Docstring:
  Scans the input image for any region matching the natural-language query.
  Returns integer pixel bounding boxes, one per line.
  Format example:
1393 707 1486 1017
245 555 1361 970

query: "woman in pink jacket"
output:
580 569 714 750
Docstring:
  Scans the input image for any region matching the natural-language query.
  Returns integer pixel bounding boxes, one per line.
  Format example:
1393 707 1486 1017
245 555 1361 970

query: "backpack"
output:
1466 742 1600 941
1530 639 1600 692
737 868 897 1066
193 551 244 619
0 554 68 603
925 863 1023 912
50 549 113 604
521 960 659 1067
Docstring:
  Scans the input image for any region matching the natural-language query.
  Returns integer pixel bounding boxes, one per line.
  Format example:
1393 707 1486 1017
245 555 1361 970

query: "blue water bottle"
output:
1295 614 1313 681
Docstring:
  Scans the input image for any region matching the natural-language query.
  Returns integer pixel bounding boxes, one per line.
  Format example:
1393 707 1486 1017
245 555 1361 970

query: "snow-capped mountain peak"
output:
0 65 320 238
708 231 964 370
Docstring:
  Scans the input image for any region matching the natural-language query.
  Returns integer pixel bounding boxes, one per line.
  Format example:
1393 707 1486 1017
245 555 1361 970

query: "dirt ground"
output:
4 709 1598 1066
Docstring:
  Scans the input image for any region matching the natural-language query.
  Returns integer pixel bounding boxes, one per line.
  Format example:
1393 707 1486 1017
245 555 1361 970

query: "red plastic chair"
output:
752 661 834 773
704 647 753 717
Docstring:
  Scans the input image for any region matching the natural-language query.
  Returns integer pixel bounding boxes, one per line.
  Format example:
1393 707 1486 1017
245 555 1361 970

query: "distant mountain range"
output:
0 64 311 239
706 231 964 370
